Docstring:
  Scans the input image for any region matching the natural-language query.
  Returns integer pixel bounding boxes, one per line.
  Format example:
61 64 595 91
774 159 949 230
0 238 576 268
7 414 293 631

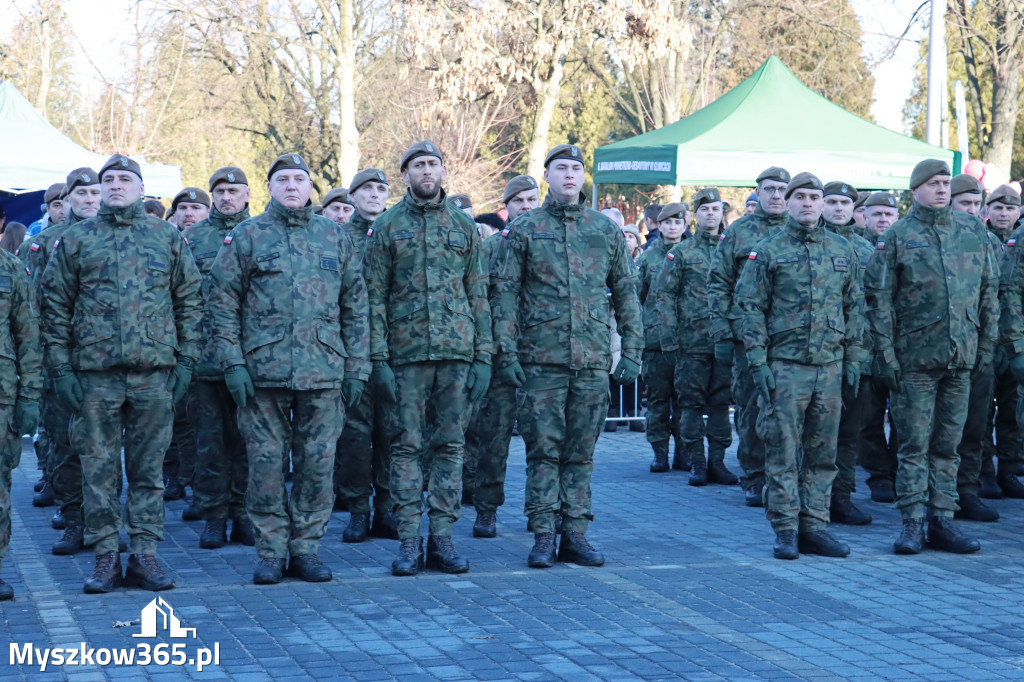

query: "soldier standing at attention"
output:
321 187 355 227
42 154 204 593
183 167 256 549
363 142 492 576
491 143 642 568
708 166 790 507
865 159 998 555
652 188 737 487
209 153 369 584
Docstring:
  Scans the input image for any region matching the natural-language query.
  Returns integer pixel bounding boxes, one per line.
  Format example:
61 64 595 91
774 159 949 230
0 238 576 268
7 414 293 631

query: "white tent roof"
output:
0 81 182 197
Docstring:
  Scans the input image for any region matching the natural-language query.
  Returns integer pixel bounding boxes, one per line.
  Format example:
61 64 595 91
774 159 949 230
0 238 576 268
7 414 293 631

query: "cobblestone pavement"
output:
4 428 1024 681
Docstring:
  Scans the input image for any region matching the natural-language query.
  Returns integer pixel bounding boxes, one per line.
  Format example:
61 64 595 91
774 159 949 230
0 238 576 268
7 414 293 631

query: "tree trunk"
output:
526 54 566 182
34 11 52 115
337 0 359 183
984 0 1024 172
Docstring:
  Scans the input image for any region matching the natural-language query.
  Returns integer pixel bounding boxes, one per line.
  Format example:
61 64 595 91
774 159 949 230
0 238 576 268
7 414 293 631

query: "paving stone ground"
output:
4 427 1024 681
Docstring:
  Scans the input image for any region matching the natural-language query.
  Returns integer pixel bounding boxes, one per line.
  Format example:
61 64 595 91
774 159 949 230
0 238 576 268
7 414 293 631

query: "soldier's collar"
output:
268 198 312 226
211 204 250 229
786 216 825 242
542 193 585 218
698 228 720 243
99 199 146 226
910 201 951 225
405 187 446 211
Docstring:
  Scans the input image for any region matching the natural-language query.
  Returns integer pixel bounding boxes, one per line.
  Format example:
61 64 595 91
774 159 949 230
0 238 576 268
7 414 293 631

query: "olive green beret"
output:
209 166 248 191
400 141 442 171
312 204 322 215
64 168 99 197
100 154 143 181
171 187 210 210
44 183 65 204
691 188 722 212
756 166 791 185
950 173 983 197
267 153 310 180
784 172 823 200
987 184 1022 207
543 144 585 169
449 193 472 210
349 168 389 194
823 181 858 202
502 175 538 204
657 202 688 222
909 158 950 190
321 187 353 209
854 193 868 209
864 191 898 208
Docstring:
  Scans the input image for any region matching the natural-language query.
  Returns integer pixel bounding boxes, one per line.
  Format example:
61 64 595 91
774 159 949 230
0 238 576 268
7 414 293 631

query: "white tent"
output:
0 81 182 197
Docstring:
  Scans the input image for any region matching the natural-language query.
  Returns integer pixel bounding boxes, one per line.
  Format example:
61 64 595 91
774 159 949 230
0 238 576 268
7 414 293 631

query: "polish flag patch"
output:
876 241 885 250
501 227 510 237
666 252 675 260
29 243 40 252
719 233 726 241
223 234 233 245
1009 239 1017 247
366 228 373 237
748 251 757 260
53 239 60 250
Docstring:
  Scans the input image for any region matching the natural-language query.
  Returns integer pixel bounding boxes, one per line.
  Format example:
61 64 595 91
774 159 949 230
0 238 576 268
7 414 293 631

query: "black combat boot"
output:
199 519 228 549
893 518 925 554
473 510 497 538
162 476 184 501
954 494 999 522
0 578 12 601
528 533 557 568
868 478 897 503
426 535 470 574
343 512 370 543
689 456 707 486
52 525 84 556
32 479 54 507
230 517 257 546
773 530 798 560
707 460 739 485
672 437 690 471
979 470 1002 499
744 483 764 508
926 516 981 554
558 531 605 566
830 495 872 525
84 551 122 594
649 441 670 473
253 557 285 585
51 509 65 530
996 468 1024 499
34 474 45 492
370 509 400 540
181 498 201 522
798 530 850 557
125 554 174 591
287 554 332 582
392 537 424 576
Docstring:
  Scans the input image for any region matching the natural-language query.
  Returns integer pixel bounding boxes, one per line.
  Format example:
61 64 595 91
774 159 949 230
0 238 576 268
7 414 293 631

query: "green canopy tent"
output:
592 56 959 197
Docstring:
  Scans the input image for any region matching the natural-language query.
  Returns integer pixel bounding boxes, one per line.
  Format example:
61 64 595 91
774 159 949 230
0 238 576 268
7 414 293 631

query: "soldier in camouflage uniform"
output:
0 248 43 600
491 143 642 569
42 154 204 593
821 181 875 526
183 167 256 549
737 172 867 560
470 175 540 538
364 142 491 576
865 159 998 555
708 166 791 507
333 168 398 543
652 188 737 487
209 153 369 584
997 190 1024 504
322 187 355 227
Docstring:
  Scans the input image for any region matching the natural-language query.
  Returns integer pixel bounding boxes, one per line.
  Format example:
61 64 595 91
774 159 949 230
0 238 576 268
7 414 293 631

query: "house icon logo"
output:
133 597 197 639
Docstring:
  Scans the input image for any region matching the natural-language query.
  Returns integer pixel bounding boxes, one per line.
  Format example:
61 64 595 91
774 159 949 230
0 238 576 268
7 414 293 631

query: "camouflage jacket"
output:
363 189 492 366
0 250 42 405
825 220 874 272
491 194 642 370
182 206 251 380
208 198 370 389
997 224 1024 356
19 210 82 294
637 237 679 350
41 200 203 372
344 212 373 256
707 205 788 342
865 201 999 372
652 229 719 355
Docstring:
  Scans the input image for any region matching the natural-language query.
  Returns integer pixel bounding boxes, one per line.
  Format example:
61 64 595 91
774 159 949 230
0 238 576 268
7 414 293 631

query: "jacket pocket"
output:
388 300 423 324
74 317 115 348
146 316 179 350
525 306 562 328
768 313 806 335
316 322 348 357
242 319 287 354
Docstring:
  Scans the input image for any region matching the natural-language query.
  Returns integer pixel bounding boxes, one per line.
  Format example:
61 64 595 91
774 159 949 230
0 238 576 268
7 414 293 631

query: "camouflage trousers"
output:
0 404 18 563
890 369 970 519
956 364 995 496
48 384 84 526
985 368 1021 469
859 378 899 486
385 361 470 539
162 395 196 487
675 353 732 464
188 380 248 521
239 388 344 559
834 374 869 497
642 349 679 445
520 365 608 535
335 388 390 514
757 360 841 533
732 341 764 489
71 370 173 556
467 381 518 513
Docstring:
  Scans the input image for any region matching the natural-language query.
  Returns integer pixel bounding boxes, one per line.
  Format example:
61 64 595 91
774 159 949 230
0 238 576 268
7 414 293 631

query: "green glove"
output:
714 341 734 365
224 364 255 407
972 352 993 380
496 359 525 387
52 365 83 412
15 398 39 435
843 363 860 401
342 378 365 408
875 363 900 394
612 356 641 384
166 357 194 405
466 361 492 401
370 362 397 402
1009 355 1024 385
750 364 776 402
995 345 1009 376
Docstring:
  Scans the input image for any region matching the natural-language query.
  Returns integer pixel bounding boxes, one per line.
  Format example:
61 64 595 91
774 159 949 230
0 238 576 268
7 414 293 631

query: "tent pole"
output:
592 184 598 209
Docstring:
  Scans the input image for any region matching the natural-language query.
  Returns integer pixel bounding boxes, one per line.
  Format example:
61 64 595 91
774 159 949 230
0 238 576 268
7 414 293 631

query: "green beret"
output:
950 173 983 197
657 202 688 222
854 193 868 209
267 153 310 180
171 187 210 210
502 175 538 204
864 191 898 209
321 187 353 209
543 144 585 169
400 141 442 171
449 193 472 210
691 188 722 212
784 172 823 200
909 158 950 190
349 168 388 194
822 181 858 202
64 168 99 197
209 166 248 191
100 153 143 181
986 184 1022 207
44 183 65 204
756 166 791 185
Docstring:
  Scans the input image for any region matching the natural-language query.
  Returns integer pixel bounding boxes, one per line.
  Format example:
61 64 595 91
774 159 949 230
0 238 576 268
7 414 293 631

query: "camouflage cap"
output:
864 191 898 208
643 204 664 224
400 141 442 171
171 187 211 210
209 166 248 192
321 187 353 209
502 175 539 204
950 173 983 197
657 202 688 222
544 144 585 169
823 181 858 202
909 158 950 190
692 187 722 212
64 167 99 196
755 166 791 185
267 152 310 180
100 153 143 181
349 168 388 194
987 183 1022 207
44 183 65 204
449 193 472 210
784 172 823 199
